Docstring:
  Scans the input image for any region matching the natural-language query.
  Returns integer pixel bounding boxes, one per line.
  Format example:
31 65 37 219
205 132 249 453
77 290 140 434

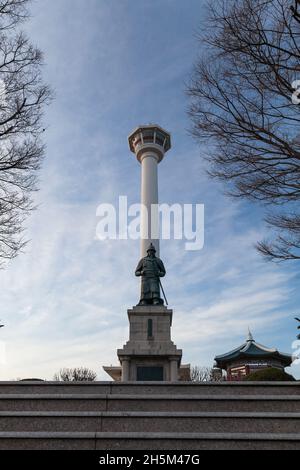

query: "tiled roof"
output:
214 330 292 368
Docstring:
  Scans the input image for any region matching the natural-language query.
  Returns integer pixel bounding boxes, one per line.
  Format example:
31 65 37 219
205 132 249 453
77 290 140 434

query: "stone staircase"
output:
0 381 299 449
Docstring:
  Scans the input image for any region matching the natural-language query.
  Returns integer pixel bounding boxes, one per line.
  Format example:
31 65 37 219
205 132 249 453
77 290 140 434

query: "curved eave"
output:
214 343 246 362
215 350 293 370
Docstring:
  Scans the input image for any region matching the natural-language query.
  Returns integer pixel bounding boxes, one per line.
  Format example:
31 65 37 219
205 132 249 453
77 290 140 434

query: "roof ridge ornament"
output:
247 327 254 342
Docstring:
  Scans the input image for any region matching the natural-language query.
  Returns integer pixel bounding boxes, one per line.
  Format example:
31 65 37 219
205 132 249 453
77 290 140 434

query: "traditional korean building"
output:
214 330 293 381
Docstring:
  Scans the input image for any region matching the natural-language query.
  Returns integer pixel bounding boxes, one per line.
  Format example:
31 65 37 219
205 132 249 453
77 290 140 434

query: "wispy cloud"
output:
0 0 298 381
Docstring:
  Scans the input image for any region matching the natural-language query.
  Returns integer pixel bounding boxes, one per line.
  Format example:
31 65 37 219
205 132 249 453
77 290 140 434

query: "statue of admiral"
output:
135 243 166 305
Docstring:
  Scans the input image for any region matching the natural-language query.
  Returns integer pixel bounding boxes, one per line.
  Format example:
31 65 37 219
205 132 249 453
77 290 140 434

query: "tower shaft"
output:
128 124 171 258
140 152 159 257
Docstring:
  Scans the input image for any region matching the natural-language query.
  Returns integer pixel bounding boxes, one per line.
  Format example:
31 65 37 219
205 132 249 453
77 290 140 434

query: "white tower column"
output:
128 125 171 258
140 152 159 257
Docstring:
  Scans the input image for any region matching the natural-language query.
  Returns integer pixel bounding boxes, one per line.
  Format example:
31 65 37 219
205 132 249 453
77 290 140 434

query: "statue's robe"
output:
135 256 166 304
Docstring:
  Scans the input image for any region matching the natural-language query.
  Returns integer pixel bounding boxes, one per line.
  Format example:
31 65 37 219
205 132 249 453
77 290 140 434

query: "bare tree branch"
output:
53 367 97 382
188 0 300 262
190 365 224 382
291 0 300 23
0 0 51 266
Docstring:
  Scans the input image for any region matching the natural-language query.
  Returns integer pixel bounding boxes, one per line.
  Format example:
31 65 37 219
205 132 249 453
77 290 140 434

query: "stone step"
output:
0 381 299 396
0 432 299 450
0 411 299 433
0 394 299 412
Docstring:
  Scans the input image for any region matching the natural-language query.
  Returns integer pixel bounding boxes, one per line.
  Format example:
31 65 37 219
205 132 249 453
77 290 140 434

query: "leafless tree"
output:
0 0 51 266
190 365 224 382
53 367 97 382
188 0 300 262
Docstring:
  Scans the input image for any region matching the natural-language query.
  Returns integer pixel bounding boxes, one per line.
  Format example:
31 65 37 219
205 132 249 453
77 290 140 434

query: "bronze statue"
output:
135 243 166 305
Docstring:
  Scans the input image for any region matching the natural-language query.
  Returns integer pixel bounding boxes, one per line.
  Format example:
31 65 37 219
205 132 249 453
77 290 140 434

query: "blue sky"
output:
0 0 299 380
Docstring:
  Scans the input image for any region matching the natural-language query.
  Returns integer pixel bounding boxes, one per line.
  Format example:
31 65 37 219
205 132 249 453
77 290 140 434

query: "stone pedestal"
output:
117 305 182 382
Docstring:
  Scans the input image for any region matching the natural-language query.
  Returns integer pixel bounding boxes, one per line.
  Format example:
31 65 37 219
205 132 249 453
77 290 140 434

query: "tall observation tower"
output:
103 125 185 382
128 125 171 257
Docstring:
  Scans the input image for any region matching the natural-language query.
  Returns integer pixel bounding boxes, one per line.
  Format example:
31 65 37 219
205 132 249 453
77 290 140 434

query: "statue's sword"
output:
159 278 168 306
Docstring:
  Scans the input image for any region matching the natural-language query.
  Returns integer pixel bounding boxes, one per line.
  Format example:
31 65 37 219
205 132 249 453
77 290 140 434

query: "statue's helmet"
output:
147 243 156 254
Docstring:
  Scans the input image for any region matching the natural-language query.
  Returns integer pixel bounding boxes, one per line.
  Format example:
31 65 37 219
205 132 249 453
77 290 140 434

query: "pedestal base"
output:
105 305 183 382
